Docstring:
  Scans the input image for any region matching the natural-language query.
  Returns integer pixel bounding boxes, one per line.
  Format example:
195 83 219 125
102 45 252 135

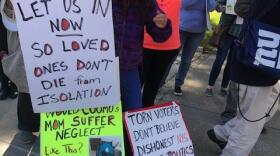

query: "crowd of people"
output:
0 0 279 155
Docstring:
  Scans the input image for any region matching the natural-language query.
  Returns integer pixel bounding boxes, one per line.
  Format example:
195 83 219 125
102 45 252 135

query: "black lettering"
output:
70 17 83 30
60 61 68 71
50 94 59 103
32 42 44 58
108 115 115 126
37 94 50 105
63 0 71 13
50 19 60 32
45 120 53 131
31 1 44 18
92 0 111 17
81 39 89 49
71 116 80 126
72 0 81 13
89 39 98 50
62 41 71 52
17 3 33 21
41 80 53 90
102 59 113 71
40 0 51 15
63 0 81 13
127 114 136 125
102 85 111 96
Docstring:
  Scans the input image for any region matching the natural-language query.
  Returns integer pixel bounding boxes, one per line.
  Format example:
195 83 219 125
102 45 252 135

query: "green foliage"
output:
200 11 221 52
210 11 221 26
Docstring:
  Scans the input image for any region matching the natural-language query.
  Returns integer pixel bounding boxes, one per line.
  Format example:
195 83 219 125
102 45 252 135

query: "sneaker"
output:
0 87 9 100
207 129 227 149
220 88 227 97
173 86 183 96
18 130 37 145
8 90 18 99
205 88 213 97
8 82 18 99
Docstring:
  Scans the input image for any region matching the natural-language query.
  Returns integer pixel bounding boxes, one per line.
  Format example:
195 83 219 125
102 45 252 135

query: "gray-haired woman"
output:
1 0 39 144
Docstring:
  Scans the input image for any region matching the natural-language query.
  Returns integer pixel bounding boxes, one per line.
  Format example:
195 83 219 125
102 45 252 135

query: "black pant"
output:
17 93 40 132
141 48 179 107
0 14 9 92
208 35 235 88
0 14 8 51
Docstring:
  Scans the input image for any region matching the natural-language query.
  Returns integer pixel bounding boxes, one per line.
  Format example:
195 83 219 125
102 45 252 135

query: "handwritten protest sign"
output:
41 102 124 156
11 0 119 112
124 102 194 156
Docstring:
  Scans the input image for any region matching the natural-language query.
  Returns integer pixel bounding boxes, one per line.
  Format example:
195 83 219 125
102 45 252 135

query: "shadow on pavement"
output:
3 132 40 156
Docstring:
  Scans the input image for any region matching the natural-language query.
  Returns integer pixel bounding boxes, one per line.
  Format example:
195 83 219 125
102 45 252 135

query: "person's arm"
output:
234 0 251 18
144 0 172 43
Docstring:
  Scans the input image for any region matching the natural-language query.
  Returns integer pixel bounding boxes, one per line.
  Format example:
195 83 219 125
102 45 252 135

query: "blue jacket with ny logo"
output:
231 0 280 86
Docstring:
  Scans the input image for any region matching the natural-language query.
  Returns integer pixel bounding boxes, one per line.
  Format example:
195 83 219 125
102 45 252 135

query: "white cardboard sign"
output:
226 0 237 15
124 102 194 156
11 0 119 112
235 16 244 24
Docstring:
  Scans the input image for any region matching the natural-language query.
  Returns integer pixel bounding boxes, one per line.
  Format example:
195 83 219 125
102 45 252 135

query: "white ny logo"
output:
254 29 280 69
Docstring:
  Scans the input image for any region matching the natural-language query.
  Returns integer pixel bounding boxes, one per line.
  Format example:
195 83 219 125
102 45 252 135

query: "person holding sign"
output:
113 1 171 155
113 0 172 111
141 0 181 106
0 0 39 144
0 10 18 100
0 11 10 100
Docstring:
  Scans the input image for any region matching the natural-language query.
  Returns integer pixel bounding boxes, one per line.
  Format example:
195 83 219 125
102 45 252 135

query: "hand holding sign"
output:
0 51 7 60
216 4 226 13
153 11 168 29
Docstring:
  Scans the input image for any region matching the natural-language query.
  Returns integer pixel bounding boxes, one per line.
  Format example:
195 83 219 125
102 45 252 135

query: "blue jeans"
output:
120 68 142 155
175 30 205 87
208 35 235 88
120 68 142 112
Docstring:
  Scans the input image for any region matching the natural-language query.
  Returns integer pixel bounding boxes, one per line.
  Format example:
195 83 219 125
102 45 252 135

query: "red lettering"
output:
61 18 70 31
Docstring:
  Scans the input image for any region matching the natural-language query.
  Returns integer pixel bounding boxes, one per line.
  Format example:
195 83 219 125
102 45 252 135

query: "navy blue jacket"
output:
230 0 280 86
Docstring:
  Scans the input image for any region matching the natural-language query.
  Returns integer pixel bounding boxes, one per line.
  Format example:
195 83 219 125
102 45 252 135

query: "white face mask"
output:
1 0 17 31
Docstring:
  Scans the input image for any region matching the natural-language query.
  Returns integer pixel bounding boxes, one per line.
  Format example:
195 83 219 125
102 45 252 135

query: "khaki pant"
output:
2 31 29 93
214 82 279 156
220 81 238 124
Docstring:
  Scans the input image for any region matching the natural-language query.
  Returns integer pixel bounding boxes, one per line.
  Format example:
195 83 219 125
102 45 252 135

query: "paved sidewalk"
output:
0 97 40 156
156 51 280 156
0 51 279 156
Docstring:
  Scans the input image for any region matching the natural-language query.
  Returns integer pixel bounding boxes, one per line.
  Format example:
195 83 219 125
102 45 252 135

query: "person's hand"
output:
0 50 7 60
153 11 168 29
216 5 226 12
